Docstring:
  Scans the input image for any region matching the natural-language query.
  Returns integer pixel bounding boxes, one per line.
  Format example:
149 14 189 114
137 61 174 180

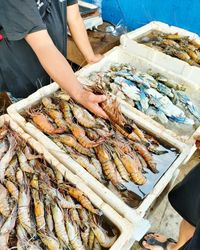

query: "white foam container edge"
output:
120 21 200 83
76 46 200 146
0 114 140 249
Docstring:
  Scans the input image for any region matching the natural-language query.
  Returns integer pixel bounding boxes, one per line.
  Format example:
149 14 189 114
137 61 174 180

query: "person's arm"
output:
25 30 107 118
67 3 103 64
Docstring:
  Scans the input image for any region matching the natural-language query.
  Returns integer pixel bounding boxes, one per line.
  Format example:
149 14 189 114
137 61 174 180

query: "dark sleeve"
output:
67 0 78 6
0 0 46 41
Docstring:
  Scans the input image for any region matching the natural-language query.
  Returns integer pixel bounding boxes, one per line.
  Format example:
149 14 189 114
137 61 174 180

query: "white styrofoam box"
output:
8 78 190 224
0 114 138 249
7 85 150 239
120 21 200 83
119 105 190 216
76 46 200 145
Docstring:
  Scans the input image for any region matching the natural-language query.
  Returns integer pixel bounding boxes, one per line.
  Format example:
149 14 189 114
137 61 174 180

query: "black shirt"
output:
0 0 77 98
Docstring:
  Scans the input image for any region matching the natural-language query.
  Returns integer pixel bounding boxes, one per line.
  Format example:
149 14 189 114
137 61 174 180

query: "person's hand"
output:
86 54 104 64
194 134 200 149
75 88 108 119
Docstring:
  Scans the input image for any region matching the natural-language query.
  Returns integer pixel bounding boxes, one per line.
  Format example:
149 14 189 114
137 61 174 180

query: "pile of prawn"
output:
25 90 165 200
137 30 200 67
0 123 118 250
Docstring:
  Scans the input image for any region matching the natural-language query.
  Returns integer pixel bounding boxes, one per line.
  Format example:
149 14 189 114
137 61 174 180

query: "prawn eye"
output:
124 124 133 134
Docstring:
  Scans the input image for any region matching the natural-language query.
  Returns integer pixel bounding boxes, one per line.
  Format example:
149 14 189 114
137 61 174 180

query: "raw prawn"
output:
18 184 35 235
60 100 73 121
41 97 57 109
89 216 117 248
5 180 19 200
51 202 69 246
38 232 61 250
0 205 17 235
62 184 102 215
40 182 81 209
89 229 95 250
70 103 97 128
95 145 126 191
17 150 34 174
71 154 104 182
5 156 18 182
32 189 46 232
28 110 65 134
54 135 94 157
45 198 54 233
0 135 16 182
112 152 130 182
133 142 158 173
68 122 105 148
66 195 82 227
45 108 68 131
65 212 86 250
115 124 141 142
0 183 10 217
119 152 146 185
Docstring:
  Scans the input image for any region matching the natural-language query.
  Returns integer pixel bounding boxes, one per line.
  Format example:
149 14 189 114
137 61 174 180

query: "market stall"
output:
1 1 200 249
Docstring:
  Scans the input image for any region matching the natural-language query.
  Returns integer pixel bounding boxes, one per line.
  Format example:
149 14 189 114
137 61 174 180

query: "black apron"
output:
0 0 67 98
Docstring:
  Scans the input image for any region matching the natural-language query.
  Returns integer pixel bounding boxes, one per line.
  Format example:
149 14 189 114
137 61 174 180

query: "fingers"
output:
75 90 108 119
90 104 108 119
89 93 106 103
87 93 108 118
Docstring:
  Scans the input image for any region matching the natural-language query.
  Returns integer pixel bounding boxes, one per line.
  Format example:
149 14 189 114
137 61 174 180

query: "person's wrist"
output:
86 54 96 63
72 85 87 104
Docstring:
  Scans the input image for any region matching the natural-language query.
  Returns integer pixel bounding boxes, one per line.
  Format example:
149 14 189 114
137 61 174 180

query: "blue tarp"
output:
85 0 200 34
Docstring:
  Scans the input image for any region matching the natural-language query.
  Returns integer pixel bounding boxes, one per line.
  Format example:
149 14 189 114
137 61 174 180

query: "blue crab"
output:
139 86 149 112
168 115 194 125
157 82 173 98
176 91 200 121
147 90 194 125
114 76 141 101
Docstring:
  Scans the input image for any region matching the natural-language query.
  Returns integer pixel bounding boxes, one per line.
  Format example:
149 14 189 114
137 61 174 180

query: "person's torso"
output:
0 0 67 98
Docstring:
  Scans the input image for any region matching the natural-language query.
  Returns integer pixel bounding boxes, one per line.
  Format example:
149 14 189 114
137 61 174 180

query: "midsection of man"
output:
0 0 76 98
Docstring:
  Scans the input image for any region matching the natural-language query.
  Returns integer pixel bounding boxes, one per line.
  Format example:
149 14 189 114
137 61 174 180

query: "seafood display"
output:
88 63 200 135
24 90 178 205
137 30 200 67
0 123 118 249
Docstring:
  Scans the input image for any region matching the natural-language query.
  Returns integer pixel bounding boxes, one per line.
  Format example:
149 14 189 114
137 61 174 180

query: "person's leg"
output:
175 219 195 249
142 219 195 250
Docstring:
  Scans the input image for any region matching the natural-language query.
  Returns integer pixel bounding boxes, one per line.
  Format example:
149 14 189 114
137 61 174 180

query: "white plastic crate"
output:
0 114 140 249
8 78 190 221
76 46 200 146
120 21 200 83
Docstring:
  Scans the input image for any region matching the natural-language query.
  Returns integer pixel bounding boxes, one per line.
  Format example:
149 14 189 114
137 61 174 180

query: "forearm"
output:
67 5 95 62
25 30 83 101
25 29 107 118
